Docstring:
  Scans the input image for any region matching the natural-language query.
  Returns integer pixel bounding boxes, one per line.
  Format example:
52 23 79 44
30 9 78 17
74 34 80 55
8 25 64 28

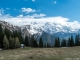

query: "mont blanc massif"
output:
0 17 80 45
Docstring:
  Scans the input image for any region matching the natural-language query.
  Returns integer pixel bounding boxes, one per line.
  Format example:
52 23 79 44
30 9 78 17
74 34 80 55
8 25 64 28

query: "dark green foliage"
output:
61 39 66 47
47 43 51 48
54 38 57 47
67 37 71 47
13 31 24 44
29 36 33 47
67 36 74 47
1 22 80 49
9 36 12 49
25 35 29 46
14 37 20 48
33 39 38 47
3 35 9 49
17 32 24 44
4 28 12 39
75 34 80 46
30 36 38 47
57 37 60 47
9 36 15 49
70 35 74 46
12 30 18 38
2 27 21 49
9 36 20 49
39 37 43 47
0 24 4 48
54 37 60 47
47 43 49 48
43 43 47 48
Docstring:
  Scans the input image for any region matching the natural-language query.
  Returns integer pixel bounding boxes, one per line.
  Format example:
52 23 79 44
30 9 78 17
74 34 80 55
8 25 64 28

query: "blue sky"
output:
0 0 80 22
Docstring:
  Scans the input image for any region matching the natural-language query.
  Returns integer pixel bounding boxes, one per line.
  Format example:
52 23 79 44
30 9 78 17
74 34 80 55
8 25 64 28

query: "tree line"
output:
24 34 80 48
0 24 44 49
0 23 80 49
0 24 23 49
54 34 80 47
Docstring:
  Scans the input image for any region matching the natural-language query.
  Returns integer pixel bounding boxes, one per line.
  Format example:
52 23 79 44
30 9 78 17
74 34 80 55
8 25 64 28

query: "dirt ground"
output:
0 47 80 60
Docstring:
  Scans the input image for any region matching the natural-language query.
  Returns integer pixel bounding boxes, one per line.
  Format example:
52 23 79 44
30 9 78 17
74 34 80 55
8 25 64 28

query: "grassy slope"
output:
0 47 80 60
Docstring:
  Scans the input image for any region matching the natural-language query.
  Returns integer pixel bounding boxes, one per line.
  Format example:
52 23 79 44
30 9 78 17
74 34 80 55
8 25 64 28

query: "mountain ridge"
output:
0 20 80 43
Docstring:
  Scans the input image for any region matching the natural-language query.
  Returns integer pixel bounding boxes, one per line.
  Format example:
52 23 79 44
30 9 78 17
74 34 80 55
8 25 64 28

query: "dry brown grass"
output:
0 47 80 60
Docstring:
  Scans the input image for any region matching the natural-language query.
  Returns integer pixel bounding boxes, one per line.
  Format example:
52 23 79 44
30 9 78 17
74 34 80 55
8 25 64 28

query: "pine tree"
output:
12 30 18 38
67 37 71 47
4 28 12 39
61 39 66 47
14 37 20 48
30 36 38 47
70 35 74 46
47 43 49 48
0 24 4 48
30 36 34 47
43 42 46 48
25 35 29 47
54 38 57 47
33 39 38 47
54 37 60 47
17 32 24 44
39 37 43 47
12 31 24 44
12 38 15 49
57 37 60 47
75 35 78 46
47 43 51 48
3 35 9 49
9 36 15 49
9 36 12 49
75 34 80 46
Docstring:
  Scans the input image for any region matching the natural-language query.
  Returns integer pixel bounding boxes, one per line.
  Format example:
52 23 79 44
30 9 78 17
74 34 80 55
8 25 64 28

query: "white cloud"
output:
0 14 12 19
53 1 57 4
0 8 4 15
32 0 35 2
17 14 24 18
54 1 57 4
0 9 80 33
0 15 69 26
32 13 46 18
0 12 80 32
6 8 10 10
21 8 36 14
17 13 46 18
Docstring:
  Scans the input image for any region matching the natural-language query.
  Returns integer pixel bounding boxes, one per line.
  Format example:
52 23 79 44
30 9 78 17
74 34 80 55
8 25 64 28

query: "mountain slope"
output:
6 20 80 34
1 20 80 42
18 21 80 39
0 20 56 44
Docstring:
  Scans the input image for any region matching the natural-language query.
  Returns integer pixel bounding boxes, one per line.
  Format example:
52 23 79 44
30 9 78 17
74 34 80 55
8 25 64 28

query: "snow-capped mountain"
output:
0 20 56 45
1 19 80 44
17 21 80 40
5 20 80 34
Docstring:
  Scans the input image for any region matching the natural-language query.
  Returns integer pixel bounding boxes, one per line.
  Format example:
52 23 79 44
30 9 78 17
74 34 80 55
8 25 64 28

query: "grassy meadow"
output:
0 47 80 60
